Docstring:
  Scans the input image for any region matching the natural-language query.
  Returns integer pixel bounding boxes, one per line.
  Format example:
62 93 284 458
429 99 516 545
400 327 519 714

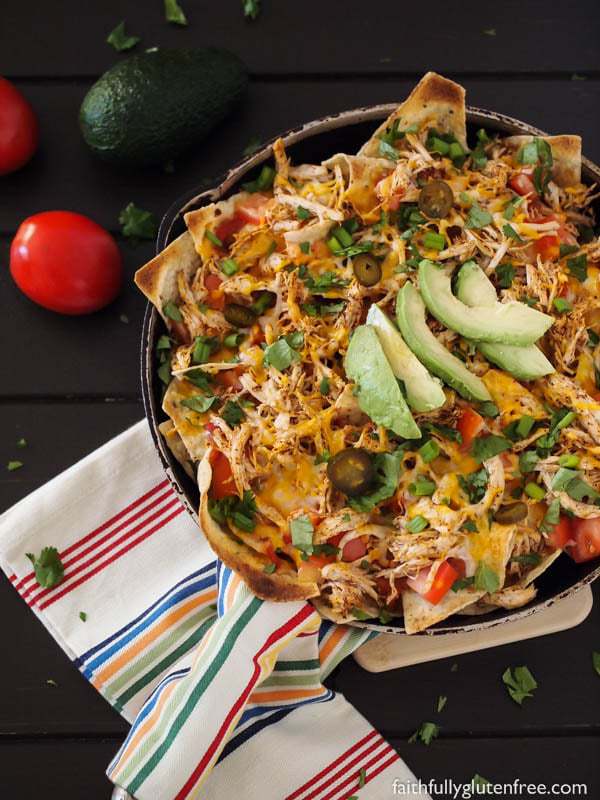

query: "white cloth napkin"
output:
0 420 426 799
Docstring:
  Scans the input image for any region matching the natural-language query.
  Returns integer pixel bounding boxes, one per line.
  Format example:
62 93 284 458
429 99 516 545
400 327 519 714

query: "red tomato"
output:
209 451 237 500
10 211 122 314
408 561 459 605
457 407 485 449
509 173 537 197
546 514 572 550
215 213 246 247
341 537 367 562
566 518 600 563
447 557 467 579
215 368 243 391
307 552 336 568
534 235 560 261
0 78 39 175
526 199 556 223
204 273 225 311
236 193 270 224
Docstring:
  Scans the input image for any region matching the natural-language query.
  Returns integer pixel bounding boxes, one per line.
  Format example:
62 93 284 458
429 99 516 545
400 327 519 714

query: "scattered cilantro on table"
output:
409 721 439 745
502 666 537 705
106 21 140 52
26 547 64 589
119 203 158 241
164 0 187 25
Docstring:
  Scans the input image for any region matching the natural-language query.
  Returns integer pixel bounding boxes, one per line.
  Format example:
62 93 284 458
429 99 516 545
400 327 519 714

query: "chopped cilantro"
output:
106 20 140 51
7 460 23 472
243 136 261 156
263 563 276 574
471 434 512 463
242 0 260 19
183 368 214 392
559 243 579 258
263 334 303 371
163 301 183 322
474 562 500 593
379 140 400 161
587 328 599 347
181 395 217 414
221 400 246 428
319 376 330 395
466 204 493 229
503 223 524 242
351 607 371 621
119 202 158 241
208 491 257 532
79 611 88 622
290 515 314 555
553 297 572 314
164 0 187 25
378 608 393 624
299 241 310 255
517 141 539 165
518 450 539 474
358 767 367 788
296 206 311 220
502 665 537 705
461 520 478 533
299 267 349 293
503 196 524 220
26 547 64 589
478 401 499 418
459 468 488 503
409 721 439 745
436 695 447 713
566 254 588 282
315 450 330 465
16 437 27 448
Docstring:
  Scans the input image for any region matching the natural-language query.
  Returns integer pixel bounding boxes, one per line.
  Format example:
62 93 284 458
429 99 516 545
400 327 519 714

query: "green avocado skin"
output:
79 48 248 166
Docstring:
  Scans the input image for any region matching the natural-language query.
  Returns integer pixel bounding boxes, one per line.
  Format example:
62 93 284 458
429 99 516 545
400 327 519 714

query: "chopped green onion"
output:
407 515 429 533
205 230 223 248
419 440 440 463
428 137 450 155
516 415 535 438
524 482 546 501
553 297 572 314
410 476 436 496
551 467 579 492
448 141 465 163
423 231 446 251
479 402 499 418
559 454 579 468
220 258 238 276
519 450 539 474
333 225 353 248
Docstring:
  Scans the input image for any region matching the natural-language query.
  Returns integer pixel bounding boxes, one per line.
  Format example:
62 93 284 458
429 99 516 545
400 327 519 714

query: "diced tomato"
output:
215 368 243 391
204 273 225 311
307 552 336 568
208 451 237 499
526 199 556 224
566 517 600 563
534 235 560 261
265 543 283 566
236 193 270 225
447 557 467 580
457 407 485 449
546 514 572 550
341 537 367 562
215 213 246 247
509 173 537 197
408 561 459 605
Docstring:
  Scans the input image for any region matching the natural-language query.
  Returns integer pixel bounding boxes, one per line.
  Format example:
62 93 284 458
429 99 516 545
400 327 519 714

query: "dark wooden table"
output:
2 2 600 797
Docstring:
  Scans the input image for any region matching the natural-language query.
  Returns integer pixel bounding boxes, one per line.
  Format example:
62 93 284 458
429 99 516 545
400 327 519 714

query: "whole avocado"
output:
79 48 248 167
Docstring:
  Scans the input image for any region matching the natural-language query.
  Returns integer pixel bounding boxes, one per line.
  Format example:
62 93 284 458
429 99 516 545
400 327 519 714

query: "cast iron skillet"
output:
141 104 600 635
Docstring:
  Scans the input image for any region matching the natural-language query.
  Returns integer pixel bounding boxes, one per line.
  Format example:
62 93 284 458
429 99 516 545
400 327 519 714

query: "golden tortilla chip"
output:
504 134 582 187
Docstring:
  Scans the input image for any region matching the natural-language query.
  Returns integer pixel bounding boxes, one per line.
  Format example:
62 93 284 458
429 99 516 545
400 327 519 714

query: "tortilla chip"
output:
134 231 200 322
184 193 248 259
162 378 212 463
468 522 517 586
322 154 393 219
197 452 319 602
358 72 467 157
504 134 582 187
158 420 195 479
520 548 563 587
403 587 486 634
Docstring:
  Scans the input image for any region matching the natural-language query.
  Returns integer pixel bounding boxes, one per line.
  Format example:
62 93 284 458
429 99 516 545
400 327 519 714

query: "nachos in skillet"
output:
136 72 600 633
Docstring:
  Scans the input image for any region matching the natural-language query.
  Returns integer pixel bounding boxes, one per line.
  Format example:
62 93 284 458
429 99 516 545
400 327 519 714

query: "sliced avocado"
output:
366 304 446 412
345 325 421 439
456 262 555 381
396 282 492 402
419 259 553 346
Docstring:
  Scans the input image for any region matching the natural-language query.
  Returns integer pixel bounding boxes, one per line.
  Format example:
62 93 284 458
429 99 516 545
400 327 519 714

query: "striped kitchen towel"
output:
0 420 426 800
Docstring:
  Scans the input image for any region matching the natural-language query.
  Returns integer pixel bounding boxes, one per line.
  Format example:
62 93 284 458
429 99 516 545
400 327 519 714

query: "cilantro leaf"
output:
436 695 447 713
119 202 158 241
503 223 524 243
79 611 88 622
164 0 187 25
465 204 493 229
474 562 500 593
299 267 349 293
541 497 561 531
243 136 261 156
183 368 214 392
471 434 512 463
408 721 439 745
263 334 303 371
7 460 23 472
16 437 27 448
593 651 600 677
106 21 140 52
221 400 246 428
290 515 314 555
181 395 217 414
242 0 260 19
26 547 64 589
348 450 403 512
502 665 537 705
208 491 257 532
496 262 515 289
566 254 588 282
458 468 488 503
